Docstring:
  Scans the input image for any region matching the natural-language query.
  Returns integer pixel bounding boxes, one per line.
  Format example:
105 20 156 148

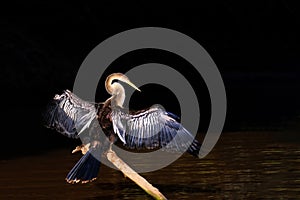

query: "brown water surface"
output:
1 132 299 199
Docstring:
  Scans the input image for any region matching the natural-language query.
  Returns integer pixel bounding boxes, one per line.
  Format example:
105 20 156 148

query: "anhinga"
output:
44 73 201 184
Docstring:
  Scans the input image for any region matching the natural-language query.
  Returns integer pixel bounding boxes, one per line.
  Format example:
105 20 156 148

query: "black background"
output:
1 1 299 159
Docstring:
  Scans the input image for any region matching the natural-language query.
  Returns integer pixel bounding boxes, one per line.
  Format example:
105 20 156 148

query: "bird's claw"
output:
72 143 90 155
109 143 113 152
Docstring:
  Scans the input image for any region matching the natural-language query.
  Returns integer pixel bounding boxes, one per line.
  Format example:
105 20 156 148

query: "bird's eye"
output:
112 79 118 84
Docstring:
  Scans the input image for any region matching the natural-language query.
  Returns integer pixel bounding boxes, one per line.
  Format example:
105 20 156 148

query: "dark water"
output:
1 132 299 199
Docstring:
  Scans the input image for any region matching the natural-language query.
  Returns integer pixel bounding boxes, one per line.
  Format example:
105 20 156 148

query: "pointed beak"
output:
126 80 141 92
117 73 141 92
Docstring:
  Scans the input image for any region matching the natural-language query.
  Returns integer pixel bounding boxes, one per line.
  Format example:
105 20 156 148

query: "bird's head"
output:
105 73 141 95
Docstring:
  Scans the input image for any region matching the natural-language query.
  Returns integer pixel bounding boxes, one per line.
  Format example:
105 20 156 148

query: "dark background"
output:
0 1 299 159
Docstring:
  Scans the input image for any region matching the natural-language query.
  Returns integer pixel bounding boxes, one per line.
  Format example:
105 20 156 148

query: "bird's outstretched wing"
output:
43 90 97 139
44 90 103 183
111 105 201 156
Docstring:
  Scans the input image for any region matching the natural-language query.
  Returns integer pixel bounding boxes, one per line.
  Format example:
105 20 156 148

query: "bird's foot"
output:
109 143 113 152
104 143 114 155
72 143 90 155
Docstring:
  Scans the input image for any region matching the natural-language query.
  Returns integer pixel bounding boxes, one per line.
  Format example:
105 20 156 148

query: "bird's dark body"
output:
96 99 116 144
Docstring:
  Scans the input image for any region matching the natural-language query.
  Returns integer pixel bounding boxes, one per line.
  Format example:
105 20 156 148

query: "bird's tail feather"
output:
187 139 201 157
66 149 101 184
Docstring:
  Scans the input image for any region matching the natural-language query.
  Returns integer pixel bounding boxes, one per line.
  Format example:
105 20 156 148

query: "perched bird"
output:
44 73 201 184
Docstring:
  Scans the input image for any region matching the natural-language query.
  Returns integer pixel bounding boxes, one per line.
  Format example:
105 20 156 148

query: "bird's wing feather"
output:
111 105 200 154
44 90 97 138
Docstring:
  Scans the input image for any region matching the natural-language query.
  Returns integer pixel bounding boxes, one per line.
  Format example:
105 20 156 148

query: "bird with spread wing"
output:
44 73 201 184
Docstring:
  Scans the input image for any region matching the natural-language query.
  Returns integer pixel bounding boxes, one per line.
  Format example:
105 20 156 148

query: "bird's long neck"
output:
105 74 116 95
105 73 140 108
110 83 125 107
105 74 126 107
